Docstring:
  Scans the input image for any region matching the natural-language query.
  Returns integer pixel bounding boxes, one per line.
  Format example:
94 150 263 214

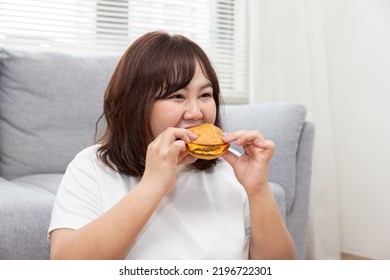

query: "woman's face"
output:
150 61 217 138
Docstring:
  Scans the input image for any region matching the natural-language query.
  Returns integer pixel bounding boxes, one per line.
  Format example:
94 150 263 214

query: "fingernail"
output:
221 133 228 140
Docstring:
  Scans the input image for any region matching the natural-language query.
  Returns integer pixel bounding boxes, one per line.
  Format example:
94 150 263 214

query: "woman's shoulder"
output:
66 144 124 182
66 144 102 171
73 144 100 160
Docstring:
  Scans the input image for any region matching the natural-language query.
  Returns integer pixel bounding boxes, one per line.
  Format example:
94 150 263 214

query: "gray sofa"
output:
0 46 314 260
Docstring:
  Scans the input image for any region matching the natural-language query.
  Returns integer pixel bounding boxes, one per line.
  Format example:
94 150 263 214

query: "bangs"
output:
153 40 198 100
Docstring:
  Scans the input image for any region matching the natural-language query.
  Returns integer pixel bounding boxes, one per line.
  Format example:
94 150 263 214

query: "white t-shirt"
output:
49 145 250 259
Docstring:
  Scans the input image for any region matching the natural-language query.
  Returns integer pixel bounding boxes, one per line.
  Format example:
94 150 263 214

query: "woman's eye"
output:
200 93 213 98
169 94 185 99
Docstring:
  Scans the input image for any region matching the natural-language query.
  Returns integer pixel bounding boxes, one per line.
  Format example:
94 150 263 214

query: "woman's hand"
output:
221 130 275 196
222 130 296 259
142 127 198 195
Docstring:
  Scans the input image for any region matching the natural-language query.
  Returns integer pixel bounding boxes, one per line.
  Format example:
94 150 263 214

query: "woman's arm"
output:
222 131 296 260
50 180 166 259
50 127 197 259
246 185 296 259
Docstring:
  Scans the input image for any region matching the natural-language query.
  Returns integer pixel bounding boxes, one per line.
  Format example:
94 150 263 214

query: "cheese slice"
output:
186 123 229 160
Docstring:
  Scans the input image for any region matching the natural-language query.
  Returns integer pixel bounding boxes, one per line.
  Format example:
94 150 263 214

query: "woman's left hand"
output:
221 130 275 196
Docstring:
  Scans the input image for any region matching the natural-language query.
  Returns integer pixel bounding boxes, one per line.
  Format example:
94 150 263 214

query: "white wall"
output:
323 0 390 259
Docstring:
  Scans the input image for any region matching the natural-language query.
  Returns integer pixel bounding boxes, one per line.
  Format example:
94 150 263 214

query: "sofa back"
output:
0 47 308 213
0 47 120 179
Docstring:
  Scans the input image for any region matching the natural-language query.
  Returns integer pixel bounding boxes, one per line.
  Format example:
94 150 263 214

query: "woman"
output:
48 31 296 260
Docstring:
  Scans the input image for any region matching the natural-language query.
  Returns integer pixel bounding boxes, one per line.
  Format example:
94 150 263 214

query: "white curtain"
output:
248 0 341 259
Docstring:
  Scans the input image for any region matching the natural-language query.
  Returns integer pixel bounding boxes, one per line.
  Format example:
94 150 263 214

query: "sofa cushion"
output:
11 173 63 195
0 47 120 180
0 177 55 259
223 103 306 212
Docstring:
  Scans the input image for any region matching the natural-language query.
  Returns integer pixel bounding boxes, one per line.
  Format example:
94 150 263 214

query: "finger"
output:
256 139 276 159
178 152 197 165
223 130 265 146
158 127 198 145
170 139 187 154
221 149 239 168
245 140 275 162
255 139 275 150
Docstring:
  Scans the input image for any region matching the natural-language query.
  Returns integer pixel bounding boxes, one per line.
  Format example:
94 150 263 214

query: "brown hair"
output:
96 31 222 177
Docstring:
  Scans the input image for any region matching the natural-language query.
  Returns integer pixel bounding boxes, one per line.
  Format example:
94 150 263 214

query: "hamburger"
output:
186 123 229 160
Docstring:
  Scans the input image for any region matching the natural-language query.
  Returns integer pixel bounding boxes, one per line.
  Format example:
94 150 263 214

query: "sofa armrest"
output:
223 103 314 260
287 121 315 259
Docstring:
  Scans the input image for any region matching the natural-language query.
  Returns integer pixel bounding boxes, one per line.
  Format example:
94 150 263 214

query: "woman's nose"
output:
183 100 203 120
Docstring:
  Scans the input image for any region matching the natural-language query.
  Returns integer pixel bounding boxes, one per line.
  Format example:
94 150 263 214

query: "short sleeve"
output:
48 147 103 237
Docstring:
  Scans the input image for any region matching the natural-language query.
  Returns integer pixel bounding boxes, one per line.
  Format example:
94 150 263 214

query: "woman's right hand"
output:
141 127 198 196
50 127 198 260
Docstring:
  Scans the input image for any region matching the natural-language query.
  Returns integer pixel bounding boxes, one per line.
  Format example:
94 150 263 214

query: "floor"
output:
341 253 371 260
